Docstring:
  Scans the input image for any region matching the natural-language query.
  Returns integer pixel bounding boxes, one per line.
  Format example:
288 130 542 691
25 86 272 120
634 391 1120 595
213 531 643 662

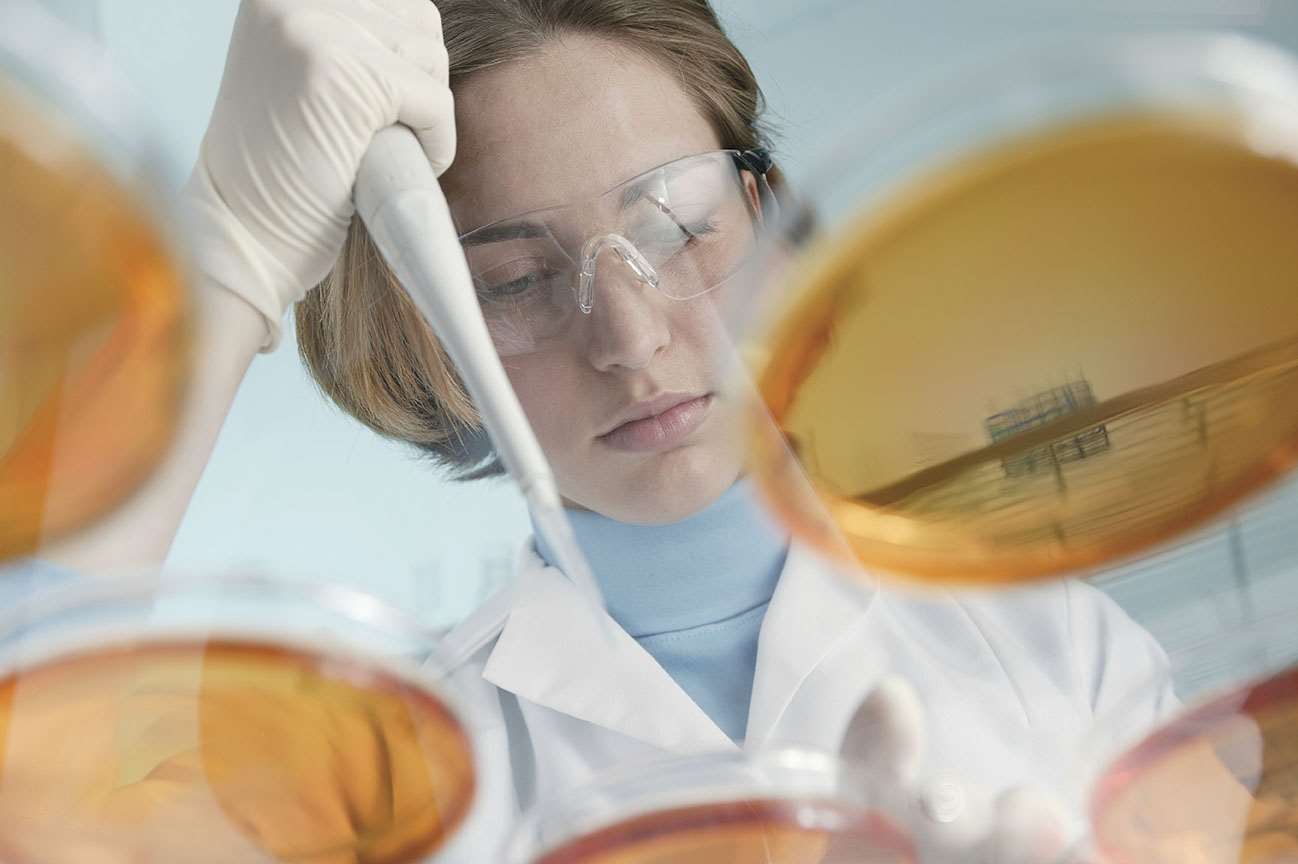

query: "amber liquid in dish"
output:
752 112 1298 585
0 638 475 864
0 80 189 560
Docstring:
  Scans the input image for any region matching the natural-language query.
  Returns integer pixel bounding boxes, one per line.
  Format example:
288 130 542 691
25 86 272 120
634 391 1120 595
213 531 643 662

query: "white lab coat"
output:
434 540 1177 862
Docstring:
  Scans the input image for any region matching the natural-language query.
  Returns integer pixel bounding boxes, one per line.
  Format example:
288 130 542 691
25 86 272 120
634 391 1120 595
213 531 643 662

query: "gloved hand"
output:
184 0 455 350
840 677 1093 864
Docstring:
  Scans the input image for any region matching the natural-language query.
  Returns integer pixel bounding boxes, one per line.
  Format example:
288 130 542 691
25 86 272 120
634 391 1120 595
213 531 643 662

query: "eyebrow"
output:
462 175 675 245
461 220 550 246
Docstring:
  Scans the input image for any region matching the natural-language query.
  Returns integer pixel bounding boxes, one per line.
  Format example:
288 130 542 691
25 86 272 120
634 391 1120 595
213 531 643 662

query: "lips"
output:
598 392 713 453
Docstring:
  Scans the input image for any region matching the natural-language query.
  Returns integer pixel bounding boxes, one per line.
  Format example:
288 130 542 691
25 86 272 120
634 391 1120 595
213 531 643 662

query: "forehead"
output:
442 33 721 231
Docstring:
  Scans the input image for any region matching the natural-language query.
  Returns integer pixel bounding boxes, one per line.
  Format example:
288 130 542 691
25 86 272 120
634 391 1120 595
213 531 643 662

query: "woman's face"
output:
442 35 756 524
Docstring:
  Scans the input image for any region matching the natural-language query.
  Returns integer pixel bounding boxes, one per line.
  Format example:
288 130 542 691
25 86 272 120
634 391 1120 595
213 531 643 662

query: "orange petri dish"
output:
0 637 476 864
747 37 1298 587
0 74 190 561
531 798 914 864
1092 665 1298 864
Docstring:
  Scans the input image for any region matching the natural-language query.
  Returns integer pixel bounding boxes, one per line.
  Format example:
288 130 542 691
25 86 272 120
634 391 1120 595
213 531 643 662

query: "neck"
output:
533 477 790 637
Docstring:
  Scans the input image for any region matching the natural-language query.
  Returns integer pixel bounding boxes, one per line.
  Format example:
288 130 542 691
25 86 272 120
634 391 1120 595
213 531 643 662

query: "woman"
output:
44 0 1175 859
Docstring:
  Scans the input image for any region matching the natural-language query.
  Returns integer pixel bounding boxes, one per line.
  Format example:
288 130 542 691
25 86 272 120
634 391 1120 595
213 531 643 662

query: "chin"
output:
594 443 743 525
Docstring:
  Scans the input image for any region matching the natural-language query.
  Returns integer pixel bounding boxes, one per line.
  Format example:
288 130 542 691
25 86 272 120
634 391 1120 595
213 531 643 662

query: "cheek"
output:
696 266 761 356
685 294 742 369
503 358 582 444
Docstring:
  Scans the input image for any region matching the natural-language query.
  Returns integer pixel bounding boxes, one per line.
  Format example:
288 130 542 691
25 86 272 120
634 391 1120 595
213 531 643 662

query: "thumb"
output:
840 675 926 785
984 784 1087 864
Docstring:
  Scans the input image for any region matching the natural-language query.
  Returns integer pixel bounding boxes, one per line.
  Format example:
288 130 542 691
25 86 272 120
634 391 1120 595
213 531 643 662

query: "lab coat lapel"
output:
745 542 878 745
482 549 736 754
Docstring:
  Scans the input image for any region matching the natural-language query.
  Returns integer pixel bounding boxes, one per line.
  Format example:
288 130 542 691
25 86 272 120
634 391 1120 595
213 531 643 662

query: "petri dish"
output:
744 34 1298 586
1091 610 1298 864
512 749 914 864
0 0 190 561
0 572 477 864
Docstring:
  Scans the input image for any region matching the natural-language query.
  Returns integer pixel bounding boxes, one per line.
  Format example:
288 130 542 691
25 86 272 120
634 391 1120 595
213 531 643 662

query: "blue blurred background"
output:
35 0 1298 695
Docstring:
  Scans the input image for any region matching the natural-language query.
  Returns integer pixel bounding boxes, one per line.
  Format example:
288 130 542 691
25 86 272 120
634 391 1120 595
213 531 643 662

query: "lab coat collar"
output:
465 539 876 755
745 542 878 745
481 544 737 754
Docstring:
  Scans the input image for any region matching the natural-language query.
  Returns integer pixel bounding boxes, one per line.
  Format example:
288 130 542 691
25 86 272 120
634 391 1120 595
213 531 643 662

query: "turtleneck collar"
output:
532 477 790 638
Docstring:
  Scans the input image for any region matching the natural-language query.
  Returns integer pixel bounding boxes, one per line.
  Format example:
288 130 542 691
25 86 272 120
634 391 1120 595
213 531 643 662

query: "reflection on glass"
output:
748 38 1298 585
0 575 476 864
0 68 189 561
515 750 912 864
1093 665 1298 864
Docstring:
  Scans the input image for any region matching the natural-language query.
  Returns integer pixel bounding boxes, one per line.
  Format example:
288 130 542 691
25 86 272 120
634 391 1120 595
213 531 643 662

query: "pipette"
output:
354 126 603 611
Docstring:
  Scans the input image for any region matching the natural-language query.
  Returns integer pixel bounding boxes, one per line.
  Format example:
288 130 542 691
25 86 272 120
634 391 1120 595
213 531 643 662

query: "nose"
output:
582 249 671 372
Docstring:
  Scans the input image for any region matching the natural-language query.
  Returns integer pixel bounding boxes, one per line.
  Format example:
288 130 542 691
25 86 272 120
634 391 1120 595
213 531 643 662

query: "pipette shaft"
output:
354 126 603 610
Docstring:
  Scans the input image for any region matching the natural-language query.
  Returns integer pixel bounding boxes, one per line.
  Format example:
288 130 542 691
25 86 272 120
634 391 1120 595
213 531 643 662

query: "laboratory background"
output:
33 0 1296 700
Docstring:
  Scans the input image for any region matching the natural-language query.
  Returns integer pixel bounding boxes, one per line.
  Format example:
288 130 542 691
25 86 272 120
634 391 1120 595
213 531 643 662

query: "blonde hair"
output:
296 0 774 477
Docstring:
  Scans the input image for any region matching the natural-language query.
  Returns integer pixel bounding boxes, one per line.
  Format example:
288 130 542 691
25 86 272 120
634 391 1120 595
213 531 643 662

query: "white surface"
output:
78 0 1298 632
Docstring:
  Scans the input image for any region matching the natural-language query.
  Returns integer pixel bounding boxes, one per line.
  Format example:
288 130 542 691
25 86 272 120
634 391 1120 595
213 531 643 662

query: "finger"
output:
323 1 448 80
985 785 1080 864
1213 713 1265 793
394 30 448 82
840 675 926 785
359 14 447 80
392 69 457 174
362 0 443 39
322 27 457 175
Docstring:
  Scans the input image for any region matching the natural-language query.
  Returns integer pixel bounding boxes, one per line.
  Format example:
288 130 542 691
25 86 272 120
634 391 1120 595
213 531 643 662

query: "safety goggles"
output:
458 149 775 357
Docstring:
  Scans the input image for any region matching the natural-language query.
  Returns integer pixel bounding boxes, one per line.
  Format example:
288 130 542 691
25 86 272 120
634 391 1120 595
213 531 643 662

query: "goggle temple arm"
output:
734 148 780 228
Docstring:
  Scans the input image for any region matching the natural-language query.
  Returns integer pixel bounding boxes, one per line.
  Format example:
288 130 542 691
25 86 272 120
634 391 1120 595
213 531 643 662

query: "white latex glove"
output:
185 0 454 350
841 677 1095 864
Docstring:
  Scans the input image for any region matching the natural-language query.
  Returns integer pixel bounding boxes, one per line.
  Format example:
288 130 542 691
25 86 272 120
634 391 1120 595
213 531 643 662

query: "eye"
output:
680 217 719 241
476 260 564 303
637 215 720 257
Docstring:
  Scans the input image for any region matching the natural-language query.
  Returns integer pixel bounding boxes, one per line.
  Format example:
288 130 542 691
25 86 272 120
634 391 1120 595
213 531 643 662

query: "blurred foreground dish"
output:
1093 664 1298 864
531 798 912 864
515 750 914 864
0 73 190 561
751 100 1298 585
0 575 478 864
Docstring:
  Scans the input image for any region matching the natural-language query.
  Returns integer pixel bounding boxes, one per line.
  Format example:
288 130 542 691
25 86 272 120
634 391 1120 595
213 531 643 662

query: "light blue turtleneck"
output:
533 477 790 742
